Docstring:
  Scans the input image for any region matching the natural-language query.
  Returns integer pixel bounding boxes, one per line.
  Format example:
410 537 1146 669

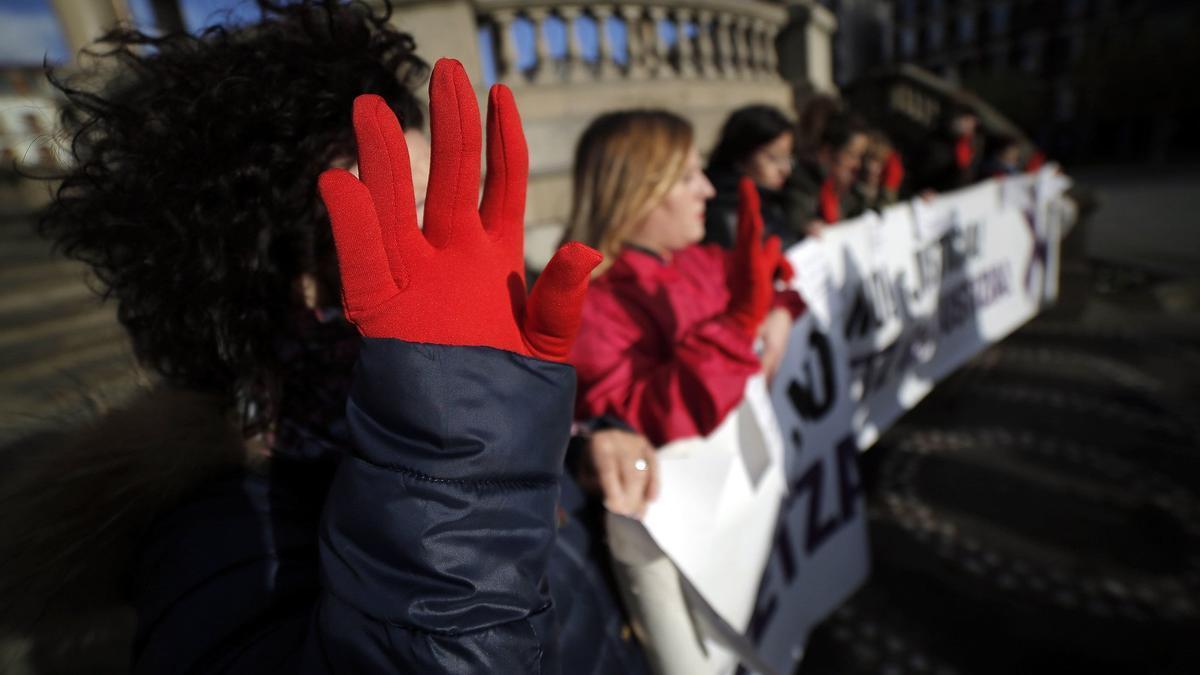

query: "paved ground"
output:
1072 162 1200 280
796 172 1200 675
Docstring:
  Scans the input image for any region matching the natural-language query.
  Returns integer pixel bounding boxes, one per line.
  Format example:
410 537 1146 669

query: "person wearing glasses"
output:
703 104 797 250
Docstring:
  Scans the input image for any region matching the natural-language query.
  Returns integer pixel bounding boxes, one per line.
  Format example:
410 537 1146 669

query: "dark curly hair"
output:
38 0 428 438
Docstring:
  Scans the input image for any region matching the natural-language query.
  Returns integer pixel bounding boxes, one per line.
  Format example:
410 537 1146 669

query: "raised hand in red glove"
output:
882 150 905 192
318 58 600 362
726 177 786 336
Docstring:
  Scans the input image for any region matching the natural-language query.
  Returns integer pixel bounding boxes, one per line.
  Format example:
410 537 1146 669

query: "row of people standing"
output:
701 101 890 251
700 98 1045 257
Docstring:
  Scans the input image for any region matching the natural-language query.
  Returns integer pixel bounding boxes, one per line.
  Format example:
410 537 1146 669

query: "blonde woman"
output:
563 110 803 450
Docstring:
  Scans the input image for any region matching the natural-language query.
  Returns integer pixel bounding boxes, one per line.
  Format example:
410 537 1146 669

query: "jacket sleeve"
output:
572 292 760 447
132 339 574 674
305 339 572 673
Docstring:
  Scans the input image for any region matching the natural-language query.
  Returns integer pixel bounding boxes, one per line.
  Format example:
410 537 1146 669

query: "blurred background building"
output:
822 0 1200 165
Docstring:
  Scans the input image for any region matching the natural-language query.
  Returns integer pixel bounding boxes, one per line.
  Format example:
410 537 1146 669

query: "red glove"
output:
955 133 975 169
777 256 795 283
318 59 600 362
882 150 905 192
1025 150 1046 173
818 176 840 224
727 178 784 336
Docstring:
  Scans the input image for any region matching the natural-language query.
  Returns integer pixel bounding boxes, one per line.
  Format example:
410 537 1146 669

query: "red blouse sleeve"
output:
571 288 760 447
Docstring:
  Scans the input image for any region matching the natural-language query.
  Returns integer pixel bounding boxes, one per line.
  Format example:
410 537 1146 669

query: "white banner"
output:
617 170 1070 675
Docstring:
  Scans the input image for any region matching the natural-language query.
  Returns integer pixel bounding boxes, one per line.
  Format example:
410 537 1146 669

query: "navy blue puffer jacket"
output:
131 339 648 674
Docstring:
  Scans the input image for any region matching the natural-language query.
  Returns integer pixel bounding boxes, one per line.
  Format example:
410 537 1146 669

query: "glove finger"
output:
777 255 796 283
352 94 427 280
736 177 764 253
318 169 400 317
763 235 783 270
480 84 528 264
425 58 483 249
523 242 602 362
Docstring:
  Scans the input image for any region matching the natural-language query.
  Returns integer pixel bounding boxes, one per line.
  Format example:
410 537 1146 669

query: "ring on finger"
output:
633 458 648 472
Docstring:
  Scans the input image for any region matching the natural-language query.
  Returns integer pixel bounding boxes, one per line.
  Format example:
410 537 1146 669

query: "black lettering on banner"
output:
836 436 863 520
913 239 942 298
868 272 895 325
786 329 835 421
843 287 881 340
794 461 841 554
786 433 865 556
912 222 985 299
848 338 906 398
748 435 866 646
746 590 778 644
775 520 798 583
937 262 1012 335
868 341 896 393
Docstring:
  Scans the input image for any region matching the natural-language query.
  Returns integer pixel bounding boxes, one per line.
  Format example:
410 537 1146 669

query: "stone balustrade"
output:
9 0 837 263
476 0 787 88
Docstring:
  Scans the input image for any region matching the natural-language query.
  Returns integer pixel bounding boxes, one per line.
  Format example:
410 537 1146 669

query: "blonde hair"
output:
561 109 694 274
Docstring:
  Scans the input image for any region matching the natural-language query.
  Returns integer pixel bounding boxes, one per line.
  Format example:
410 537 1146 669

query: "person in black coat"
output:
913 105 985 193
6 2 650 673
703 104 796 249
779 110 870 237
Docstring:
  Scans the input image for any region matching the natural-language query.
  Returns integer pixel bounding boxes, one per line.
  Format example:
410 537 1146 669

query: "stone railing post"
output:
675 8 696 78
696 9 716 77
527 7 556 85
715 11 735 79
592 4 621 81
48 0 132 66
776 0 839 94
491 8 522 85
733 14 752 78
748 17 767 79
647 5 671 78
619 4 649 80
762 18 780 78
560 5 590 83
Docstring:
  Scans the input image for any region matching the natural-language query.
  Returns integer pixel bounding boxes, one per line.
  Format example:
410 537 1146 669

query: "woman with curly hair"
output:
3 2 649 673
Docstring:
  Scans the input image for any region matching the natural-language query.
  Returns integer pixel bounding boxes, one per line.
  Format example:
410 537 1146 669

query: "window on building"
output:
1020 37 1041 73
957 13 976 44
900 27 917 58
990 2 1011 36
927 20 945 51
1067 33 1084 62
990 46 1008 70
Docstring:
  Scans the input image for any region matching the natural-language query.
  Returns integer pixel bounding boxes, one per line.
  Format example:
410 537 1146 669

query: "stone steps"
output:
0 213 142 441
0 309 127 370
